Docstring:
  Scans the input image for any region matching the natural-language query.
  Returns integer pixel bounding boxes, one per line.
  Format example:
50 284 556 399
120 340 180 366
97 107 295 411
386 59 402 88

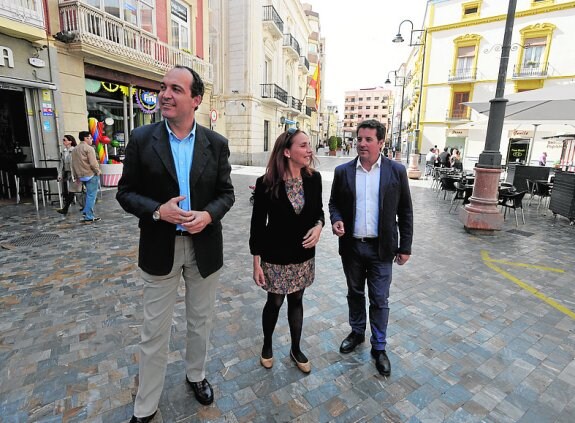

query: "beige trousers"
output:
134 236 219 417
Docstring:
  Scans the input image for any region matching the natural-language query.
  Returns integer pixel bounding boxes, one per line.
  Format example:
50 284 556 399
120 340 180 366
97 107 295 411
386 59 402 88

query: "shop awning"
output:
0 76 56 90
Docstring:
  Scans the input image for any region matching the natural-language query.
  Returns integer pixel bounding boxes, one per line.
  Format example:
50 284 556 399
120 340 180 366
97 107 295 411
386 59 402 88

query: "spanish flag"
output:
309 63 320 110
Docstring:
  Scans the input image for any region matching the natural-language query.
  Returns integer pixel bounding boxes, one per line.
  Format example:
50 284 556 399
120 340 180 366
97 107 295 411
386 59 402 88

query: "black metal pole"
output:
397 79 405 153
477 0 517 168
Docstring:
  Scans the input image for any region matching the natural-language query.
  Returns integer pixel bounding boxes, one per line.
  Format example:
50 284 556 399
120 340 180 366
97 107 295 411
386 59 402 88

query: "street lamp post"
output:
459 0 518 233
385 70 405 161
392 19 426 179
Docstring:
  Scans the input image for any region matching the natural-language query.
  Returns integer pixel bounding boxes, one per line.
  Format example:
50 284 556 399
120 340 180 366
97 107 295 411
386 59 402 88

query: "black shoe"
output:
129 410 157 423
56 208 68 215
186 377 214 405
339 332 365 354
81 217 101 223
371 348 391 376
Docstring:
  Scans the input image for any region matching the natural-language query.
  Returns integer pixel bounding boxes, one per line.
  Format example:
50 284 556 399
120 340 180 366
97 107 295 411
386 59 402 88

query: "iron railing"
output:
288 96 303 111
448 67 477 82
262 5 283 33
58 1 212 82
260 83 288 104
299 56 309 71
445 108 470 121
305 106 313 116
283 33 300 56
513 63 548 78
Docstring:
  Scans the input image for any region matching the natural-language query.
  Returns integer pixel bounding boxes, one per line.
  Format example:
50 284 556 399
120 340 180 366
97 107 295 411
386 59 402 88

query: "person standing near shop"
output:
56 134 82 215
116 66 234 423
328 119 413 377
71 131 101 222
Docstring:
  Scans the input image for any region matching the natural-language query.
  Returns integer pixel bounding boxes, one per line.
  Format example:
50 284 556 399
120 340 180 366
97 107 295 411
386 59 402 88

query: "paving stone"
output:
1 166 574 422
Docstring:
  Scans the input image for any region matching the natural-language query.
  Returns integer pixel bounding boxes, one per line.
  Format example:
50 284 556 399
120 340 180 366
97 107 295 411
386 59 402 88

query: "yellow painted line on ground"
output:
481 250 575 320
484 257 565 273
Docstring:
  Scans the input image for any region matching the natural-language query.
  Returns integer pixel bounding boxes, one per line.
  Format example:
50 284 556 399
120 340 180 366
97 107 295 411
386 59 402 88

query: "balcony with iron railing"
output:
260 83 288 104
0 0 45 37
299 56 310 72
305 106 313 117
513 62 548 79
286 96 303 112
262 5 283 40
448 67 477 83
58 1 212 83
445 107 471 121
283 33 300 59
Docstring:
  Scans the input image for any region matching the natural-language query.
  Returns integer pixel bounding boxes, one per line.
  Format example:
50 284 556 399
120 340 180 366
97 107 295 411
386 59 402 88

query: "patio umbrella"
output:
462 83 575 121
463 83 575 163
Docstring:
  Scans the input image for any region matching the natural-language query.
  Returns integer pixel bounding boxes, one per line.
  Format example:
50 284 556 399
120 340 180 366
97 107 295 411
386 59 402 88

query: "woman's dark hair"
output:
64 134 77 147
356 119 386 141
263 128 315 198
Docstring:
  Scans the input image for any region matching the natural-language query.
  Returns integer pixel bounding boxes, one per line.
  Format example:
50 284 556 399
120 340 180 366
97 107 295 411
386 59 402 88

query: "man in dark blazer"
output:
329 119 413 377
117 66 234 423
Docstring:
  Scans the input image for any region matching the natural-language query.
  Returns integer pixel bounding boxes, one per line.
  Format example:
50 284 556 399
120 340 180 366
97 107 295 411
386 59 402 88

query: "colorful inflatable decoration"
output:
88 117 109 164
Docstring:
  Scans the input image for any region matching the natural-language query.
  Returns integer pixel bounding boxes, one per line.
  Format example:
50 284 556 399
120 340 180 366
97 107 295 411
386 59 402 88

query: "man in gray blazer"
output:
329 119 412 377
117 66 234 422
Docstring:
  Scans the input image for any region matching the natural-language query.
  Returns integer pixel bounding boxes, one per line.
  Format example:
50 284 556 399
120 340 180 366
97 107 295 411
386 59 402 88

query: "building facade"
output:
209 0 320 165
399 0 575 167
342 87 392 141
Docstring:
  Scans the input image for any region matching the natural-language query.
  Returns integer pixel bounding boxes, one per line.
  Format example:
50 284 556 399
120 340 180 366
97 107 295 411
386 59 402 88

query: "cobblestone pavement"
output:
1 163 574 423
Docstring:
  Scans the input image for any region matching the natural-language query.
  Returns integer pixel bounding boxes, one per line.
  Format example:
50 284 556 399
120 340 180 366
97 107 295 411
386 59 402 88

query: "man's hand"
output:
332 221 345 237
182 210 212 234
394 254 410 265
158 196 193 224
302 224 322 249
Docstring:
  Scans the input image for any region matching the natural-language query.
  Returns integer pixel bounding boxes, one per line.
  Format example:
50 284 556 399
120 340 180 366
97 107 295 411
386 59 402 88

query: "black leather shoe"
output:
371 348 391 376
186 377 214 405
129 410 157 423
339 332 365 354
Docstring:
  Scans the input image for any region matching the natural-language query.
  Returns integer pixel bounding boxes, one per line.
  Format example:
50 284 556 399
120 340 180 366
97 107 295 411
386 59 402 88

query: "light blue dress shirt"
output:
354 155 381 238
165 120 196 231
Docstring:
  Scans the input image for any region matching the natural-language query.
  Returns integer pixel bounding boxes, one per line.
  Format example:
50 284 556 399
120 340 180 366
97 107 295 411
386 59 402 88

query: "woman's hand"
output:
253 256 266 287
302 223 322 249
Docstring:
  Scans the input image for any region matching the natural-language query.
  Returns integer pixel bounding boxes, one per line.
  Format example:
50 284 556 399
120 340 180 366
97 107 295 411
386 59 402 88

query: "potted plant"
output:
328 136 338 156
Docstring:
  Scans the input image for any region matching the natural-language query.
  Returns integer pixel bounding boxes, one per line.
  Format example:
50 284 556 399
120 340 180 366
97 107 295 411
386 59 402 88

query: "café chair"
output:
499 190 527 227
14 163 39 210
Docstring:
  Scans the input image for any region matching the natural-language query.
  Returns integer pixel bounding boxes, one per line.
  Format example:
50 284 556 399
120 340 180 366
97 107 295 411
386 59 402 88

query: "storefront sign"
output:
508 129 534 138
42 90 51 101
28 57 45 68
547 139 568 149
446 128 468 137
171 1 188 21
43 120 51 131
42 102 53 116
0 46 14 68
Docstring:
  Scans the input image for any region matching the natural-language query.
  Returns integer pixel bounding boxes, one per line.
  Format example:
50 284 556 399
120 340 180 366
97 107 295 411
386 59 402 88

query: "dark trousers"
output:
342 239 393 350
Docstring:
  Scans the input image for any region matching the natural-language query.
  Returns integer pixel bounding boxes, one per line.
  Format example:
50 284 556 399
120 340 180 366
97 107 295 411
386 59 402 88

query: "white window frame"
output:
171 0 190 50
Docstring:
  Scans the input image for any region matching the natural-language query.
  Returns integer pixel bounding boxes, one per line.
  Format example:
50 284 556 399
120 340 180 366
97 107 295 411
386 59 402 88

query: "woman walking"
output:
56 135 82 214
249 128 324 373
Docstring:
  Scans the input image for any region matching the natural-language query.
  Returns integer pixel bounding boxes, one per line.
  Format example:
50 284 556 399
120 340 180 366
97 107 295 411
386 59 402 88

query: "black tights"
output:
261 289 306 362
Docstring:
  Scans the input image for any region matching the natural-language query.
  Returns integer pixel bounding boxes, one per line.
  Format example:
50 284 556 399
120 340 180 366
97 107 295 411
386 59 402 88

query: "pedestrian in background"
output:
71 131 101 222
249 128 324 374
56 134 81 215
117 66 235 423
539 151 547 166
329 119 413 377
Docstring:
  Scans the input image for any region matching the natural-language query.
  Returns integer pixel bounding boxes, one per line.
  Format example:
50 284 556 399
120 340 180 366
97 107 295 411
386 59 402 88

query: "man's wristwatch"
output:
152 205 161 222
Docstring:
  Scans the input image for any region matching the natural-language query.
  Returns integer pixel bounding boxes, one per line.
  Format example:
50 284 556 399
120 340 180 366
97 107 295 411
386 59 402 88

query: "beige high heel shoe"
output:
290 350 311 373
260 355 273 369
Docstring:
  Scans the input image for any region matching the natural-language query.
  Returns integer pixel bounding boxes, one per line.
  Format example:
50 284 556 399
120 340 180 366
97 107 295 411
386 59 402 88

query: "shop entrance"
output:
0 88 31 162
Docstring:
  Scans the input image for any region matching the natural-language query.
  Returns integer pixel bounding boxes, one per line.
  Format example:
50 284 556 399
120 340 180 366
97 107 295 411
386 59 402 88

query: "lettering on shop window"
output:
0 46 14 68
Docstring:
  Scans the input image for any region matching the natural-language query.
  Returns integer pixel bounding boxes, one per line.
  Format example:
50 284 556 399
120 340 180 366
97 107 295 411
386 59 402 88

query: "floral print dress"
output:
261 177 315 294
